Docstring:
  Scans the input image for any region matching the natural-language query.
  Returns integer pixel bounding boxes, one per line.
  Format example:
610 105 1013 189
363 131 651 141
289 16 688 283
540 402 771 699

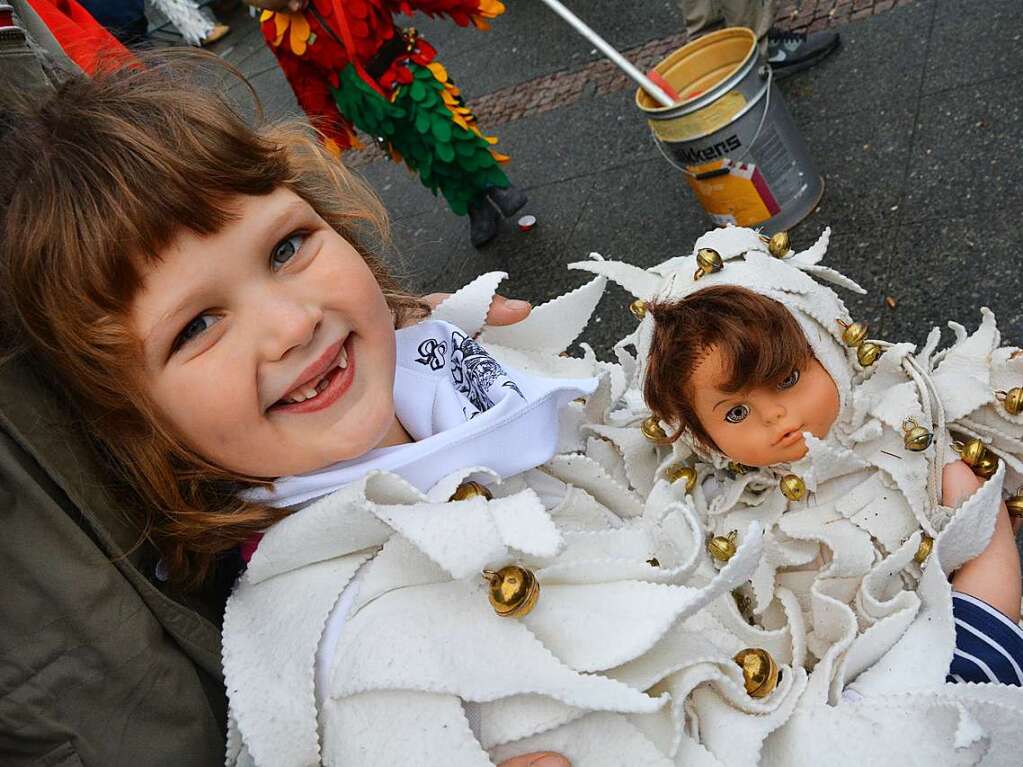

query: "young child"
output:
573 225 1023 762
0 56 786 767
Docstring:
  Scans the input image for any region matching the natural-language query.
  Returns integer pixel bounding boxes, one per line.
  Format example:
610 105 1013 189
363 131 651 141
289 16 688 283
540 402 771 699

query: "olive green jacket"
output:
1 23 226 766
0 353 229 765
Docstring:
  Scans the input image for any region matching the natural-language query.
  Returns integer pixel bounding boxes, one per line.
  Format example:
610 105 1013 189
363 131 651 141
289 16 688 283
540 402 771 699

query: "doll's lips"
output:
775 427 805 448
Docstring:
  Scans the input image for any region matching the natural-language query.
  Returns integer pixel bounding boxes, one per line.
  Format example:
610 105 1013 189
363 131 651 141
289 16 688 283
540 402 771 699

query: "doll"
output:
568 225 1023 764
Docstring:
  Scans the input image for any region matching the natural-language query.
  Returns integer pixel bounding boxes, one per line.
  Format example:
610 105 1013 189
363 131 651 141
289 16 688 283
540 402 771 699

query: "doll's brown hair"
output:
0 52 427 590
644 285 811 450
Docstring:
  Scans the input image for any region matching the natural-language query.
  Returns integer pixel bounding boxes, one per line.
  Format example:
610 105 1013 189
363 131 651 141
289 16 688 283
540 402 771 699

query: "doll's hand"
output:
497 753 570 767
422 292 532 326
242 0 307 12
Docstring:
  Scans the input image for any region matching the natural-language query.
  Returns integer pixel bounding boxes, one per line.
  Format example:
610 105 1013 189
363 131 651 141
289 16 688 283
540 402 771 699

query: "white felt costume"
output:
222 230 1023 767
223 272 769 767
570 226 1023 765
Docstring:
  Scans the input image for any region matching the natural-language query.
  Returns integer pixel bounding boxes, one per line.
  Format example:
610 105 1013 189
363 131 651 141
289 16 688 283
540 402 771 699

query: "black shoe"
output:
486 185 528 218
766 28 840 79
468 196 500 248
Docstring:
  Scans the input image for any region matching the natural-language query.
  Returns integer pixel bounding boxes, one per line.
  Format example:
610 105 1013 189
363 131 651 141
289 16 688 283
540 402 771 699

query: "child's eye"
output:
725 404 750 424
271 232 306 271
778 369 801 389
174 313 219 351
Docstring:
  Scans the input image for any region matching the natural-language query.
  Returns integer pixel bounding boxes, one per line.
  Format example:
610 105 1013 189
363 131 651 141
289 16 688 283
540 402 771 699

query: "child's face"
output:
688 345 840 467
131 188 406 478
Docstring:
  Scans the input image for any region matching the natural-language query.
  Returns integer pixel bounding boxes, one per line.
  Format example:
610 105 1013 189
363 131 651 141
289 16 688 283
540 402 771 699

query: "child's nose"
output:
261 295 323 361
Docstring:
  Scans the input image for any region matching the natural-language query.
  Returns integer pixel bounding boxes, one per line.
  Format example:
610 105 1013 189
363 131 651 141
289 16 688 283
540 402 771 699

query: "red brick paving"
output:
346 0 913 168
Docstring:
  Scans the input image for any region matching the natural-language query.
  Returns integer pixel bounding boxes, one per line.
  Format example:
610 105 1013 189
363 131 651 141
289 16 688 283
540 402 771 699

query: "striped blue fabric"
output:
946 592 1023 686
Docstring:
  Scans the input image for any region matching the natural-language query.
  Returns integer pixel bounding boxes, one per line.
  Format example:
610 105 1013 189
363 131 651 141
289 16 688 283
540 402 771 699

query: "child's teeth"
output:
338 346 348 369
303 385 318 399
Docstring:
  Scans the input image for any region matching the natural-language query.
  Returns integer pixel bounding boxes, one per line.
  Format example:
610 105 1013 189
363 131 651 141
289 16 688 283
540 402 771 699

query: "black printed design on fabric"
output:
449 331 523 417
415 338 447 370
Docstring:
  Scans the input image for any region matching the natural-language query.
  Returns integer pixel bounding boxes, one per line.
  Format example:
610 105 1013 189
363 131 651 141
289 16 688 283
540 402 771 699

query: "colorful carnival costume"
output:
257 0 525 246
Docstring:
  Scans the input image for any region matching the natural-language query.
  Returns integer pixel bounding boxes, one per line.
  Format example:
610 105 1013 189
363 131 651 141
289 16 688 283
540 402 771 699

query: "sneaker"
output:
766 28 840 79
486 185 528 218
201 23 231 47
468 196 501 248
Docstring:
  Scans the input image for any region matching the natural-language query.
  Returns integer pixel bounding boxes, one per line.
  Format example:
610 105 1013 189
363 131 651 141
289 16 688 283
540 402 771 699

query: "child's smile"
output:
270 336 352 411
131 188 411 478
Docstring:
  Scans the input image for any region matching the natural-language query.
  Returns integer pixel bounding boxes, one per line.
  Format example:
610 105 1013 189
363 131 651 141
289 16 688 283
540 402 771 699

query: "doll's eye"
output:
779 369 801 389
725 404 750 424
271 232 306 271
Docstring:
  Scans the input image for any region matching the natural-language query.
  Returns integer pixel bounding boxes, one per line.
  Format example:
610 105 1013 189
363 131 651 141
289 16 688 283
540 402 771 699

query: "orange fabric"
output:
25 0 135 74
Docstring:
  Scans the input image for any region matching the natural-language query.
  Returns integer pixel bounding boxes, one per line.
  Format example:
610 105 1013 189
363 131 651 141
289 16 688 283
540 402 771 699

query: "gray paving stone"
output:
888 213 1023 348
385 171 594 295
797 102 915 230
904 76 1023 222
924 0 1023 95
483 87 661 189
779 0 934 122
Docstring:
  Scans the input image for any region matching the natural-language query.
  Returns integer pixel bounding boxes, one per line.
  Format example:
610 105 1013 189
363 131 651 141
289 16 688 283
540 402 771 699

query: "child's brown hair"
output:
644 285 811 450
0 52 426 589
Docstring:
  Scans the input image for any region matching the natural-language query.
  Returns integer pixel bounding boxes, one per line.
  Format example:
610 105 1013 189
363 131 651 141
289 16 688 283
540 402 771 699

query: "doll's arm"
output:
944 460 1022 622
385 0 505 29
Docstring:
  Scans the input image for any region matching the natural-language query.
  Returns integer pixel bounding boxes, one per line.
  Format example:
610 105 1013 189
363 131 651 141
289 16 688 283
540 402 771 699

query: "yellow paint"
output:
650 91 747 142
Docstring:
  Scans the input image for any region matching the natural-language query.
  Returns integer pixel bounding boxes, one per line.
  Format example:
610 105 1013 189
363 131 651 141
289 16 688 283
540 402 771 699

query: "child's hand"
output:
497 754 570 767
944 459 1022 621
941 459 982 508
422 292 532 326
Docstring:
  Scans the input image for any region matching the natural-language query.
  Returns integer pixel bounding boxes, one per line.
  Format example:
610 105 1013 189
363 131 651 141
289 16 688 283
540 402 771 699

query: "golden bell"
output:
664 464 698 493
483 566 539 618
956 438 987 468
856 342 882 367
768 231 790 258
727 461 749 475
707 530 738 562
450 480 493 502
975 452 999 479
629 299 648 319
734 648 779 698
838 320 869 348
694 248 723 280
902 419 933 452
997 387 1023 416
1005 489 1023 519
641 416 669 443
914 535 933 564
780 474 806 502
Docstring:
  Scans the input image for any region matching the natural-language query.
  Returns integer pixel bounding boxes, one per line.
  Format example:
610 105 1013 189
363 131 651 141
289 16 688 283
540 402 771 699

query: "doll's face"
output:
131 187 411 478
689 345 840 467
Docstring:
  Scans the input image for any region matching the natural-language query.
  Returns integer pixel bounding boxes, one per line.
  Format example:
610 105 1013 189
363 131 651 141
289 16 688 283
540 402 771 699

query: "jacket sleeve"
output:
0 424 227 767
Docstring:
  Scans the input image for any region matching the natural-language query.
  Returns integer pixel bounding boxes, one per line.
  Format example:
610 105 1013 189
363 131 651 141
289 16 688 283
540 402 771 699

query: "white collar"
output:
245 320 597 508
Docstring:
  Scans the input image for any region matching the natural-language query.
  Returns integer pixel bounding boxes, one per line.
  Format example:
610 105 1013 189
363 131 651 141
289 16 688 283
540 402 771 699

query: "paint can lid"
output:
518 214 537 231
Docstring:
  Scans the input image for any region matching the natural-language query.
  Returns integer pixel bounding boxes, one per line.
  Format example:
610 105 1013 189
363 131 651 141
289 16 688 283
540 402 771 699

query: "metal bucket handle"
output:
652 64 773 179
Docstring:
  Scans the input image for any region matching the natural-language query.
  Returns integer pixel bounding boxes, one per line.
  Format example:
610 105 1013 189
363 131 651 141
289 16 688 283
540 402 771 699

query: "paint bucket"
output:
636 28 823 234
